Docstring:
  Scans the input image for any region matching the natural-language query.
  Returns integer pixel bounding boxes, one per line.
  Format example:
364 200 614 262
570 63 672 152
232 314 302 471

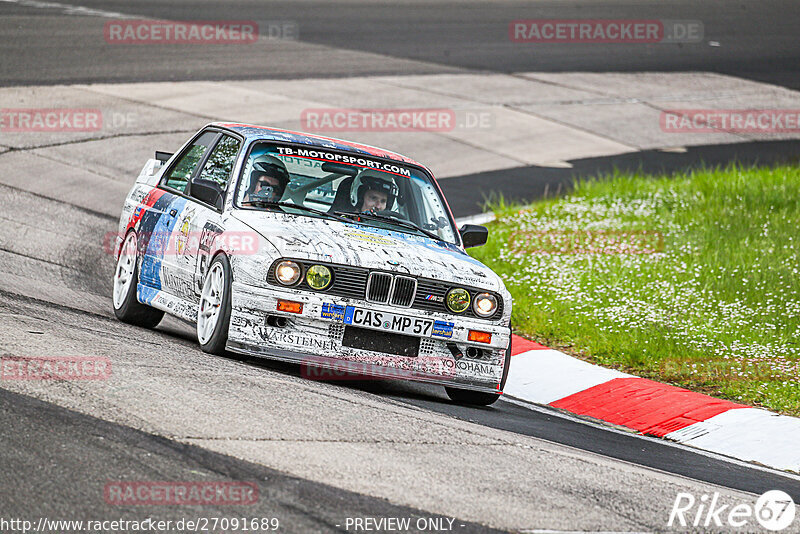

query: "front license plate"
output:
343 306 433 337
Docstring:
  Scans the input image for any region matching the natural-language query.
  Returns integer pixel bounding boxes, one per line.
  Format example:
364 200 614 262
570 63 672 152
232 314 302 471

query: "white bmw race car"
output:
112 123 512 405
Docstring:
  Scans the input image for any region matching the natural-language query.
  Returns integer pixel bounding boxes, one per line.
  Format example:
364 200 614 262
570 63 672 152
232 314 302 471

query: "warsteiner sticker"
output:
160 266 194 300
321 302 345 321
260 329 336 351
431 320 454 338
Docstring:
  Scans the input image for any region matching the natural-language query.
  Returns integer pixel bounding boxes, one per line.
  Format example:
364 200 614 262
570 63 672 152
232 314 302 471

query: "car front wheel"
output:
197 254 232 355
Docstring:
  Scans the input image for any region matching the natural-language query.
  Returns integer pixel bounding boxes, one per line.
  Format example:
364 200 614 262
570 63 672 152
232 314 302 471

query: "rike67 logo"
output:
669 490 796 531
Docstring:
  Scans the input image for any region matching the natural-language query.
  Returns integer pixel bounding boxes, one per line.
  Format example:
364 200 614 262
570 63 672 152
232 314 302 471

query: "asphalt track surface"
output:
3 0 800 215
3 164 800 531
441 139 800 216
2 0 799 89
0 387 504 533
3 1 800 532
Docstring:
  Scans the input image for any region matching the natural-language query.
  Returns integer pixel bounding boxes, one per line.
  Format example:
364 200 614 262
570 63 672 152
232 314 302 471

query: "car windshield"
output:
235 142 458 243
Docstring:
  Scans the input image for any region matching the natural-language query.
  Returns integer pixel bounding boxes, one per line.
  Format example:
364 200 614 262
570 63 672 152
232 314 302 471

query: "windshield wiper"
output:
242 201 351 224
335 211 442 241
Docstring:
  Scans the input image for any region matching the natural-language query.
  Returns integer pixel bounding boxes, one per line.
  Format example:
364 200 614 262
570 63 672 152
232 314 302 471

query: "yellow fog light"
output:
275 260 301 285
446 288 471 313
473 293 498 317
306 264 332 290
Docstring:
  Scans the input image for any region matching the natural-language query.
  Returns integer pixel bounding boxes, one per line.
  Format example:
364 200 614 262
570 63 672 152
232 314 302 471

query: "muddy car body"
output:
112 123 512 405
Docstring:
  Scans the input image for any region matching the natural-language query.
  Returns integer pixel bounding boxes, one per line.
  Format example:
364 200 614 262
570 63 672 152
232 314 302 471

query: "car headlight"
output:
446 288 471 313
275 260 301 285
473 293 498 317
306 264 332 290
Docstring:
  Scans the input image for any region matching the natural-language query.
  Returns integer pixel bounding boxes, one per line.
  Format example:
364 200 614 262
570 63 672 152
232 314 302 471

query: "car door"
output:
181 133 243 295
138 130 219 304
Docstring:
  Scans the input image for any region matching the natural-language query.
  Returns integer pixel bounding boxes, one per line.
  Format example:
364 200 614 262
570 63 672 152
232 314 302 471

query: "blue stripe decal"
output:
137 284 159 306
139 195 186 291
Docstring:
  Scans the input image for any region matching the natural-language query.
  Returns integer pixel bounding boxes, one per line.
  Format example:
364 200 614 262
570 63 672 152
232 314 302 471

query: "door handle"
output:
169 209 178 217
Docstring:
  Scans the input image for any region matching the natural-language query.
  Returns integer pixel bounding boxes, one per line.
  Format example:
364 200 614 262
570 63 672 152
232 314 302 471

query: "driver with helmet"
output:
353 169 399 213
244 155 291 203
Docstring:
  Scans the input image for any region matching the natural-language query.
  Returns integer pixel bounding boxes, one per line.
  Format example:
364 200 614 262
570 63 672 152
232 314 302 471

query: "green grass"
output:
470 165 800 415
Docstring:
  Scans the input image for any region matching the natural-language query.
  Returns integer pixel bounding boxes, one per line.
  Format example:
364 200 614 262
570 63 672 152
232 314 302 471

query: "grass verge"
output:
469 165 800 415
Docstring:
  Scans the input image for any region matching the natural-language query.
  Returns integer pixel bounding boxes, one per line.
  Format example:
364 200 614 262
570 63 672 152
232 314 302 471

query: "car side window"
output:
197 134 240 190
163 131 218 193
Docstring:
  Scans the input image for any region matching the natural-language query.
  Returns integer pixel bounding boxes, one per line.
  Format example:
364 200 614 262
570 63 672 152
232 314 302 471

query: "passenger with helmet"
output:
244 155 291 203
354 169 399 214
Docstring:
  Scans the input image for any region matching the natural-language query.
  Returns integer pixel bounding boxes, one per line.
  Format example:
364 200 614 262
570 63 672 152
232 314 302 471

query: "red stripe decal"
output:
550 377 746 437
511 334 549 355
127 187 166 232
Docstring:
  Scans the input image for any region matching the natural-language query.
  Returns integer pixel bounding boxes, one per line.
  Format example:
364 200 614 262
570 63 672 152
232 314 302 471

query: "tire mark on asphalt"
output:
0 128 196 155
0 386 506 534
0 182 117 221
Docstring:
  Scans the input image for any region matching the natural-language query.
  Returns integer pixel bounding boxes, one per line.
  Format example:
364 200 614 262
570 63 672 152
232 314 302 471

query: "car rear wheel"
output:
112 231 164 328
197 254 232 355
445 387 500 406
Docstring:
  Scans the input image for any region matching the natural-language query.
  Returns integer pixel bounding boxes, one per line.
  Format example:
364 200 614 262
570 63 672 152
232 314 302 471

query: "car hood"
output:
231 210 503 290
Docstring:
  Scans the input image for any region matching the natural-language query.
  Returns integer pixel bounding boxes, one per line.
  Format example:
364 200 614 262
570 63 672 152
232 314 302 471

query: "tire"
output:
445 334 510 406
445 387 500 406
197 253 232 356
113 231 164 328
500 332 513 392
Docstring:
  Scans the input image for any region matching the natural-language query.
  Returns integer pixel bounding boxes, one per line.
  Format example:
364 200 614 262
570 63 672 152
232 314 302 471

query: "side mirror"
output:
459 224 488 248
155 151 173 163
191 179 224 211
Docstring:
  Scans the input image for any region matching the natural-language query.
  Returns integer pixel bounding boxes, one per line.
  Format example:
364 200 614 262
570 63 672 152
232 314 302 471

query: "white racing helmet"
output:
246 154 291 200
351 169 399 210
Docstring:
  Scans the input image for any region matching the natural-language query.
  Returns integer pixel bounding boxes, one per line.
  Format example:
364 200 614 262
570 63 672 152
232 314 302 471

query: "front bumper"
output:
227 281 511 393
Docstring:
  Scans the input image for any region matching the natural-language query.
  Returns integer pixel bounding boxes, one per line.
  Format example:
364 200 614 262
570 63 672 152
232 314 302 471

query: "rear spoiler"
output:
136 159 163 185
155 151 173 163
